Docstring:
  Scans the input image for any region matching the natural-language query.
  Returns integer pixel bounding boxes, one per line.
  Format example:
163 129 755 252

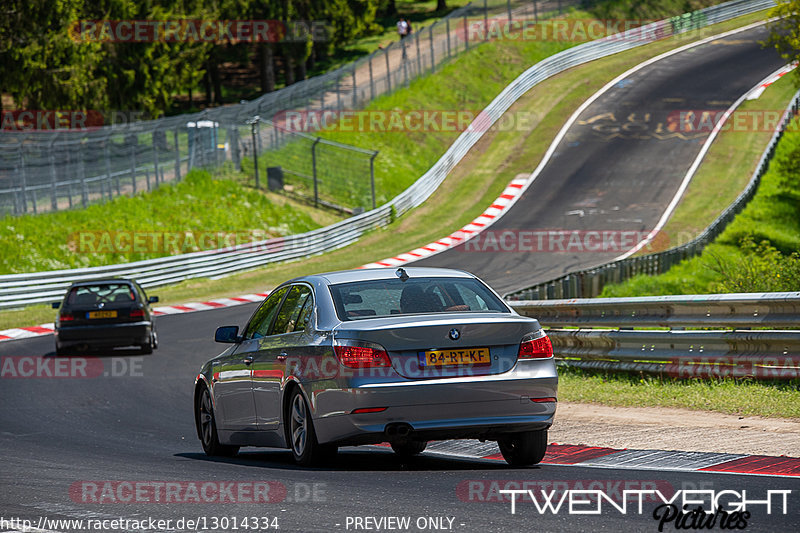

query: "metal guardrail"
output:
507 88 800 301
510 293 800 380
0 0 775 309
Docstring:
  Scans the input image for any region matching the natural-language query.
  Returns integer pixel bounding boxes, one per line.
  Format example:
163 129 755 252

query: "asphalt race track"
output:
416 24 787 294
1 24 799 533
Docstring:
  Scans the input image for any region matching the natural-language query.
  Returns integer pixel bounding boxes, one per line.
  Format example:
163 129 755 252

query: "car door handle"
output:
277 352 288 361
243 356 254 365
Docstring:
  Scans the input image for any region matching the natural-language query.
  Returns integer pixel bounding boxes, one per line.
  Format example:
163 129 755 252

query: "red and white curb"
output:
0 293 269 343
362 176 529 269
746 61 797 100
383 441 800 477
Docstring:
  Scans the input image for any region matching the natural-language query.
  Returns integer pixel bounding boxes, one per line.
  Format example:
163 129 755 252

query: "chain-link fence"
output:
0 0 586 217
234 119 378 212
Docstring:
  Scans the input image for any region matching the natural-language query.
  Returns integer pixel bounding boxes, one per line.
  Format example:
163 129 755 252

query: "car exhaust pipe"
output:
385 423 413 441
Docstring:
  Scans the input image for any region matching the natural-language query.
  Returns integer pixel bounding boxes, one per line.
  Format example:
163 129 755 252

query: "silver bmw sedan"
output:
194 267 557 467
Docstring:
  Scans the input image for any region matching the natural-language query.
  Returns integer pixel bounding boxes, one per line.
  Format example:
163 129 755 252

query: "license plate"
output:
418 347 491 367
87 310 117 319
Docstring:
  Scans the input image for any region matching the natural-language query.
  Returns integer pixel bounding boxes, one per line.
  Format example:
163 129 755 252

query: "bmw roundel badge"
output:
449 328 460 341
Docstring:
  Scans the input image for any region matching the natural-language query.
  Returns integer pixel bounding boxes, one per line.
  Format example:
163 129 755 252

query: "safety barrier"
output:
510 292 800 379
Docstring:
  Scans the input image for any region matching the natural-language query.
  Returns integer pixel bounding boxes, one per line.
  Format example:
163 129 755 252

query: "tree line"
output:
0 0 420 118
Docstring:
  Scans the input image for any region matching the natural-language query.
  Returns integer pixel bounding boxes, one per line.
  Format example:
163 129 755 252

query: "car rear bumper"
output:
55 322 152 349
311 366 557 445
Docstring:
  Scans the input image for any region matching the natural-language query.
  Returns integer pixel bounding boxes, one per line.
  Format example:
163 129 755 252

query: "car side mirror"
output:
148 296 159 303
52 302 61 309
215 325 241 343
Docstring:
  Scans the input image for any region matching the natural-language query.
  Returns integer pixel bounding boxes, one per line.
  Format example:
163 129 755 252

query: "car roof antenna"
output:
396 267 409 282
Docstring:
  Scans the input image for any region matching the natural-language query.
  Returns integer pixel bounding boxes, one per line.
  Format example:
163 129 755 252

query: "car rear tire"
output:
498 430 548 466
391 440 427 458
139 332 156 354
196 386 239 457
288 388 336 466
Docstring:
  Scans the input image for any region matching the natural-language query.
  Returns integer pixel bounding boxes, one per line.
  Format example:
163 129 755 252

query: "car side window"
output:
294 294 314 333
270 285 312 335
244 286 289 339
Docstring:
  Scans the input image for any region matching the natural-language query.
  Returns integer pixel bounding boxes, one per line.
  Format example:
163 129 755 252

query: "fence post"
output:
16 143 27 214
153 130 161 187
415 28 422 75
350 65 357 108
247 116 261 189
368 52 375 100
370 151 378 210
311 137 321 208
534 0 538 23
336 74 342 114
446 17 451 57
50 136 58 211
429 27 435 72
507 0 512 22
484 0 489 41
174 128 181 182
130 136 137 194
463 13 469 50
79 143 88 207
384 46 392 92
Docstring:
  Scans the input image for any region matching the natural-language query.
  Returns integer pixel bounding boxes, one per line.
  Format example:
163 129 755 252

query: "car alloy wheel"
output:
196 386 238 457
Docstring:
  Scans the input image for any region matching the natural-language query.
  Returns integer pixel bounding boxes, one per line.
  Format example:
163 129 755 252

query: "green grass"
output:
0 167 331 274
558 366 800 418
0 9 772 331
641 74 800 253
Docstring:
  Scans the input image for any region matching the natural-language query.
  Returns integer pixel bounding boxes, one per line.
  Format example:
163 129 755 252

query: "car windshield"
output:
329 277 509 320
67 283 136 306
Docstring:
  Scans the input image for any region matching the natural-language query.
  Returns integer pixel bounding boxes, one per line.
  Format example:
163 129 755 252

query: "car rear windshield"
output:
66 284 137 306
329 277 509 320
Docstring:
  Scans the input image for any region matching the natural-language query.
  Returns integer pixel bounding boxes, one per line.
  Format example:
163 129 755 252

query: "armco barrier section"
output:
509 293 800 379
507 87 800 301
0 0 776 309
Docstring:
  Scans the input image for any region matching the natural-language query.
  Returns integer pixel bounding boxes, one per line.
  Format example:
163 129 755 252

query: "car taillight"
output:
130 309 145 318
334 340 391 368
59 313 74 322
518 333 553 359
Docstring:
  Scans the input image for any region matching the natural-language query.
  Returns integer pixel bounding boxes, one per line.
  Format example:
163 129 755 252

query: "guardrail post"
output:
311 137 321 207
534 0 538 23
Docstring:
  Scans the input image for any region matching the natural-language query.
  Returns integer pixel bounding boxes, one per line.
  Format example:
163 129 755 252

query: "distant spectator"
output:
397 17 411 40
397 17 412 59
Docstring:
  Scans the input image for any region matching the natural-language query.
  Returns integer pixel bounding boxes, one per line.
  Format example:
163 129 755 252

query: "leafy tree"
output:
1 0 106 109
767 0 800 86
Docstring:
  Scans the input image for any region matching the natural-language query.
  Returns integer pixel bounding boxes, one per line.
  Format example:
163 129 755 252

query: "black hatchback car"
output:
52 279 159 355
